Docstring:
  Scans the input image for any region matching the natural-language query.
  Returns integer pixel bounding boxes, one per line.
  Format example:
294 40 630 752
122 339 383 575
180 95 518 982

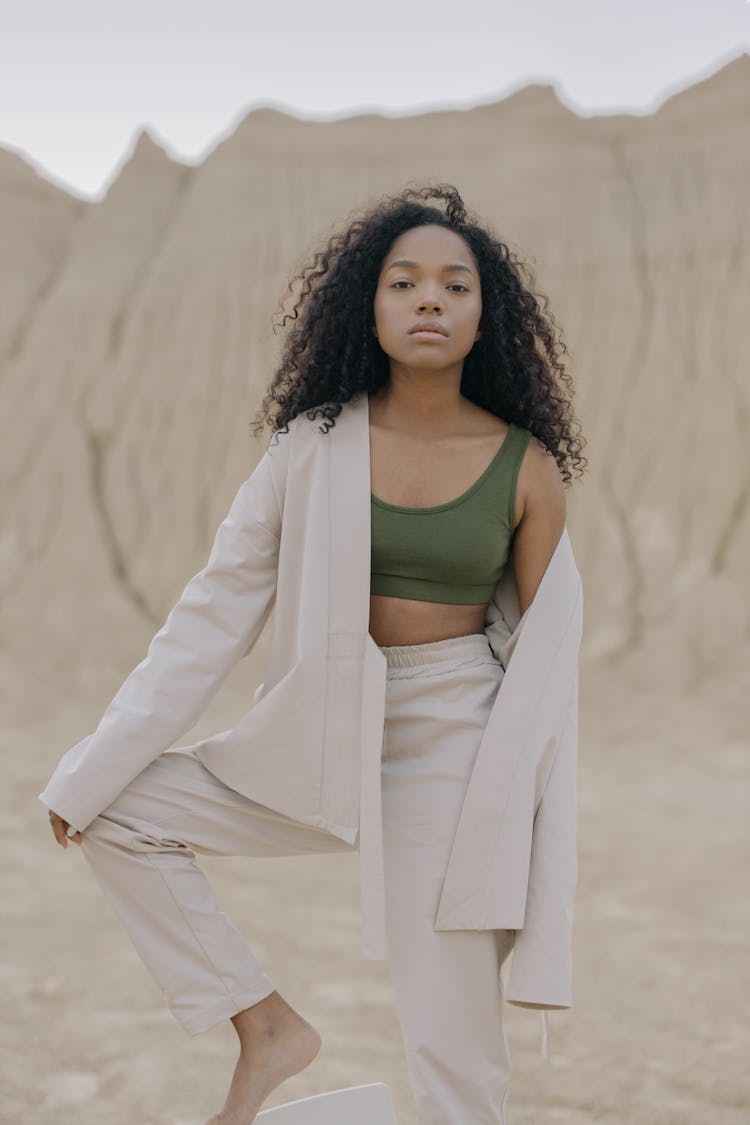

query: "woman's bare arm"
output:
511 437 567 618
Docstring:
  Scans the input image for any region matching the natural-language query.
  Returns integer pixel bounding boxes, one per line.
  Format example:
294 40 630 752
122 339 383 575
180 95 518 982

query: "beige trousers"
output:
80 631 515 1125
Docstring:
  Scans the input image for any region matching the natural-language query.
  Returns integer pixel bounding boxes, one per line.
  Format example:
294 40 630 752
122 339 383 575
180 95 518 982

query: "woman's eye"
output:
391 281 468 292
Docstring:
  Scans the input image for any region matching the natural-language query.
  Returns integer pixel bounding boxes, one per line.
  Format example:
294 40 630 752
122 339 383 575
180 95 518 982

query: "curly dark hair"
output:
250 182 587 486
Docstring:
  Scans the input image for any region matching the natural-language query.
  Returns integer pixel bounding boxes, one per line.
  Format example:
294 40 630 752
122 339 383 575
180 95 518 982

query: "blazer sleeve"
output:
505 656 580 1009
38 435 289 834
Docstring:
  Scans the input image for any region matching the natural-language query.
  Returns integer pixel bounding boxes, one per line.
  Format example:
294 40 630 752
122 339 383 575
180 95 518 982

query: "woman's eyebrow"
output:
385 259 475 275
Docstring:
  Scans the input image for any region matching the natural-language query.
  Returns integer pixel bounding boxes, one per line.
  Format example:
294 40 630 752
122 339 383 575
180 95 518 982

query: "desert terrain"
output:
1 55 748 1123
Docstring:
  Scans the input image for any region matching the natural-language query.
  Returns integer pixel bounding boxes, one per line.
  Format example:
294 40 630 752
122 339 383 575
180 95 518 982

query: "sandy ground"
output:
3 651 748 1125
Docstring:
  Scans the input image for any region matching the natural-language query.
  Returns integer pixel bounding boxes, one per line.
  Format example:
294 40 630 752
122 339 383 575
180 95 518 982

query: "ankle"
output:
232 990 298 1041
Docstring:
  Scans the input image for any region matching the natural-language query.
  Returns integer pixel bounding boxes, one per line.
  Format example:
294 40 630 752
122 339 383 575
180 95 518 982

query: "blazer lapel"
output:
329 394 371 638
331 394 389 958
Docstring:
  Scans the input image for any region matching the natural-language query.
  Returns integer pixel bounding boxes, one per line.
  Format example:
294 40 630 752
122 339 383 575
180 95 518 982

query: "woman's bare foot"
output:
206 989 322 1124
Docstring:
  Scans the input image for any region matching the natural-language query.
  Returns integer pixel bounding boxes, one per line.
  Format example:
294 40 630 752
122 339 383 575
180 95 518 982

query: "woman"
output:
41 183 587 1124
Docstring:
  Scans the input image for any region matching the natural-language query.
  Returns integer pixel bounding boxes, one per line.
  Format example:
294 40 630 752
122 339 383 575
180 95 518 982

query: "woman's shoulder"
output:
277 398 357 442
264 401 335 460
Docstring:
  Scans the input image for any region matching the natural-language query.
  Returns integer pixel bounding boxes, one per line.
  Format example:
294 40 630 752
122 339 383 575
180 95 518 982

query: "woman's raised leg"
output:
78 745 355 1123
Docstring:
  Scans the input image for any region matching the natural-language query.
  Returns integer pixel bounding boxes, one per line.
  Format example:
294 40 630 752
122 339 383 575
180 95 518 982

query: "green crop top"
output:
370 422 532 605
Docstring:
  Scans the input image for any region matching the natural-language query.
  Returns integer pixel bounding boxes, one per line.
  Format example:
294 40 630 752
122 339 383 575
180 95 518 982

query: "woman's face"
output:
372 224 482 377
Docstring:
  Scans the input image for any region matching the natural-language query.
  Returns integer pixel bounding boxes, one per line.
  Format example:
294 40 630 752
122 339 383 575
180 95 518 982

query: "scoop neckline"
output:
370 423 517 514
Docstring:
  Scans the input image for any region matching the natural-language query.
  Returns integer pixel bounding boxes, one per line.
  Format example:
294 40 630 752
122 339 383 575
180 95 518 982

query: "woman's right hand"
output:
47 809 82 848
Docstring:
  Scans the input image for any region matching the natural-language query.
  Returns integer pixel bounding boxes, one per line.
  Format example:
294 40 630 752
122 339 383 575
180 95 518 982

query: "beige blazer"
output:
40 390 583 1018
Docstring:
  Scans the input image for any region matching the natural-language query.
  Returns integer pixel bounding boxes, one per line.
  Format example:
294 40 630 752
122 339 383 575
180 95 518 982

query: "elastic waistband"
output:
377 632 494 672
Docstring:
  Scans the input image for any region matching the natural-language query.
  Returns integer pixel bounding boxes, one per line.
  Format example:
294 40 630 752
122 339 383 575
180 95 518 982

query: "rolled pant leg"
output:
79 746 354 1036
379 633 513 1125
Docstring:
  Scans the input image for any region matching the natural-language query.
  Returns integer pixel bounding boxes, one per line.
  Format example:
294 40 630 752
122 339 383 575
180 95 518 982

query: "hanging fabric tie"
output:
541 1009 552 1064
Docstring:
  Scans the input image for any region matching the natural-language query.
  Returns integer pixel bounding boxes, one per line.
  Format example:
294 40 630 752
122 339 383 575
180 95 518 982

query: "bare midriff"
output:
368 594 490 647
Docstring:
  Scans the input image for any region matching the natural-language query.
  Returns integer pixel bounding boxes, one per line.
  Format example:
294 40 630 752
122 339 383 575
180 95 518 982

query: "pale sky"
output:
1 0 748 202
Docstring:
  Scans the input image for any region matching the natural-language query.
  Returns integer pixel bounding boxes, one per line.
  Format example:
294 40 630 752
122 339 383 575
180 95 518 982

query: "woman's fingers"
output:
49 812 67 846
48 810 82 847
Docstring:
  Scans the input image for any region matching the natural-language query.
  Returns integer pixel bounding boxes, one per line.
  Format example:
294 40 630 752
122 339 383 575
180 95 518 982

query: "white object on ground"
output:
255 1082 398 1123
